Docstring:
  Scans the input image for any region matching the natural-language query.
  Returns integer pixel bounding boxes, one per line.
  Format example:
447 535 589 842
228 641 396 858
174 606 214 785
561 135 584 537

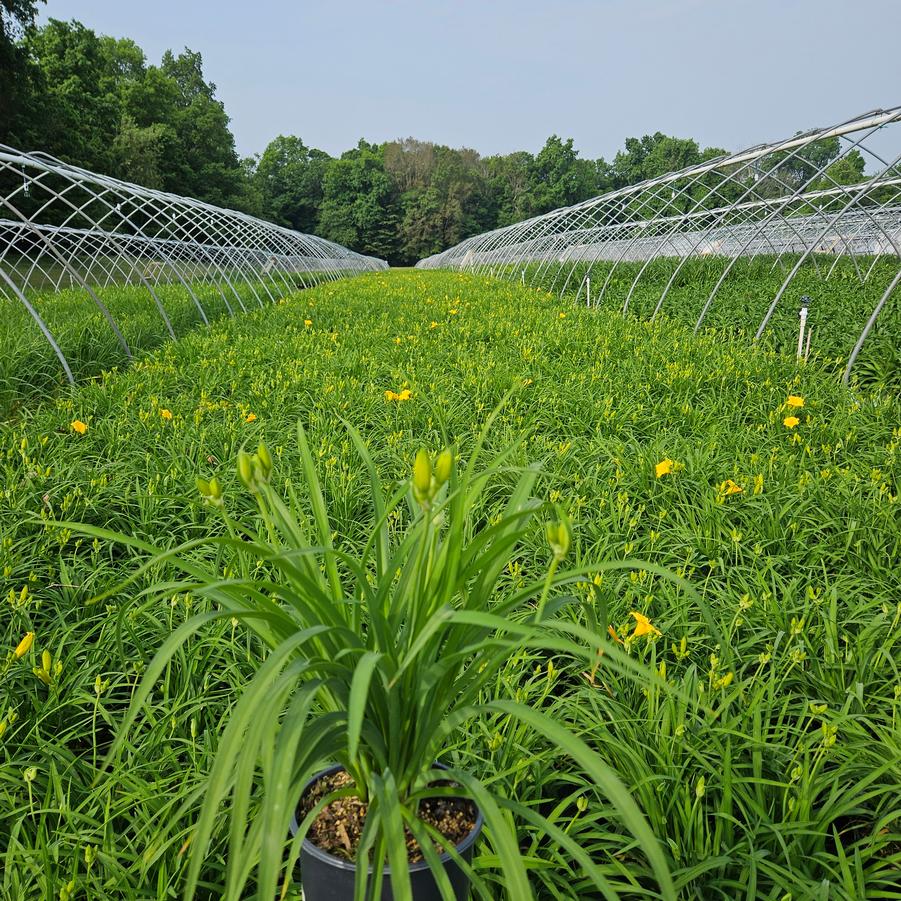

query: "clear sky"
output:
38 0 901 162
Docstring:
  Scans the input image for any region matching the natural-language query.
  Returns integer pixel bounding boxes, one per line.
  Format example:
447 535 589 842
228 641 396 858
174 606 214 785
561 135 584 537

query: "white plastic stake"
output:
586 277 591 307
805 326 813 361
521 269 525 286
797 301 809 359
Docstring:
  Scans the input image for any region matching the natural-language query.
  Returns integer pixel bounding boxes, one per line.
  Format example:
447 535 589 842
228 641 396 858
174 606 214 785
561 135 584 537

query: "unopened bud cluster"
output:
197 442 274 503
545 518 571 561
238 442 273 493
412 447 453 509
195 476 224 507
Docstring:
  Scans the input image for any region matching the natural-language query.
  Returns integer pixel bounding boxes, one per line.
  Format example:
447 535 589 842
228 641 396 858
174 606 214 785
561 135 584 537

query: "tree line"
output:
2 5 864 266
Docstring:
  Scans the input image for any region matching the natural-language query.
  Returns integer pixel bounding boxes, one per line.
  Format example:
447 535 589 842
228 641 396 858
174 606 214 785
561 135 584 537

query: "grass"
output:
0 271 339 417
514 255 901 389
1 270 899 899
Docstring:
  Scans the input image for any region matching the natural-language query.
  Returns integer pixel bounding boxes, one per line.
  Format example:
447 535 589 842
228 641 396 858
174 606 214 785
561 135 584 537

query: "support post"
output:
797 295 810 360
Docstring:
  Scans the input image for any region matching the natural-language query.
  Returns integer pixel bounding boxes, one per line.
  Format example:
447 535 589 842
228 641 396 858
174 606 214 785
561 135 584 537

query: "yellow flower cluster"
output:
384 388 413 402
783 395 804 429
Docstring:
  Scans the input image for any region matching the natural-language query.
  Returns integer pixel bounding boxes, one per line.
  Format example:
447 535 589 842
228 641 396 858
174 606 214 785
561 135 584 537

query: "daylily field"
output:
1 270 900 898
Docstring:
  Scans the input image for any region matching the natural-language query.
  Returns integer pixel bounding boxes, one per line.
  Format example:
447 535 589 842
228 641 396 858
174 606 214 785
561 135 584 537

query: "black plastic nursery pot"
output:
291 764 484 901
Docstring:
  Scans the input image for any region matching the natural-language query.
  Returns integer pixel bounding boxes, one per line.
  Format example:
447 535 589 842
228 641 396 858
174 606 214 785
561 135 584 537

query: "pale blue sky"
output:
39 0 901 161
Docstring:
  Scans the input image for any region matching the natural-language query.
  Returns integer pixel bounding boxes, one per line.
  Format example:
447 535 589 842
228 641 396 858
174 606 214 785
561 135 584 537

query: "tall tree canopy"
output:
317 140 400 263
4 17 247 209
0 0 43 142
253 135 330 233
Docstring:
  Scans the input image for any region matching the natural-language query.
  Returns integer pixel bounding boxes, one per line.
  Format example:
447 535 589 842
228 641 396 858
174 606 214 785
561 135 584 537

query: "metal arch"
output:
569 173 722 304
0 199 134 360
654 112 889 326
0 265 74 384
0 145 386 393
26 146 373 298
845 268 901 384
590 127 831 317
690 121 901 333
753 151 901 341
64 180 214 323
416 105 901 383
3 150 224 331
10 147 387 275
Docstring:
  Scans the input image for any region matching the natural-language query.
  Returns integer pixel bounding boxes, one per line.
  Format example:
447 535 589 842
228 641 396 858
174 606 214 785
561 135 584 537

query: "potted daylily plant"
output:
92 417 678 901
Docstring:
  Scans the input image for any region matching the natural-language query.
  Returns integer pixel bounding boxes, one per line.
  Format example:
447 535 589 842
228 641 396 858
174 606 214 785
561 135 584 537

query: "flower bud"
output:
434 448 453 486
257 442 273 480
546 519 570 560
195 477 211 497
237 450 255 490
412 449 432 505
207 477 222 500
14 632 34 659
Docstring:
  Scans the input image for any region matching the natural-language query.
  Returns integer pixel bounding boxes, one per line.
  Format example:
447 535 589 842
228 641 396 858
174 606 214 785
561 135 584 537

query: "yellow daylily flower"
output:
630 611 662 638
786 395 805 408
655 459 675 478
14 631 35 658
160 409 173 421
71 420 88 435
720 479 743 496
245 413 257 423
783 416 800 429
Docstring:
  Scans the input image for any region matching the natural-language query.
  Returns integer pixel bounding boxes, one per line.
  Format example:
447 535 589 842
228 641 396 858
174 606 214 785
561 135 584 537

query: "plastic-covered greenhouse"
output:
0 145 386 399
417 106 901 384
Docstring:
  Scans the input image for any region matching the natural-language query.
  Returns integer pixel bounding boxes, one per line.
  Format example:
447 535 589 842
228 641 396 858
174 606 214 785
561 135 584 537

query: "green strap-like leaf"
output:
441 768 533 901
348 651 383 766
484 699 676 901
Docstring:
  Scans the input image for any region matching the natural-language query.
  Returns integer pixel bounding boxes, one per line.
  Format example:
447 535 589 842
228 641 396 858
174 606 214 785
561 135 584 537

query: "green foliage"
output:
1 271 899 899
523 254 901 389
528 136 598 212
92 423 679 900
611 133 726 187
16 19 124 172
0 0 42 137
6 18 247 210
317 141 401 263
253 135 331 233
0 276 304 417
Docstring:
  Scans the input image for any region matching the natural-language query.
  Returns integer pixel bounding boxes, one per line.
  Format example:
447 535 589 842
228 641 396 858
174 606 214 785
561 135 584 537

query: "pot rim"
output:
291 763 484 874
